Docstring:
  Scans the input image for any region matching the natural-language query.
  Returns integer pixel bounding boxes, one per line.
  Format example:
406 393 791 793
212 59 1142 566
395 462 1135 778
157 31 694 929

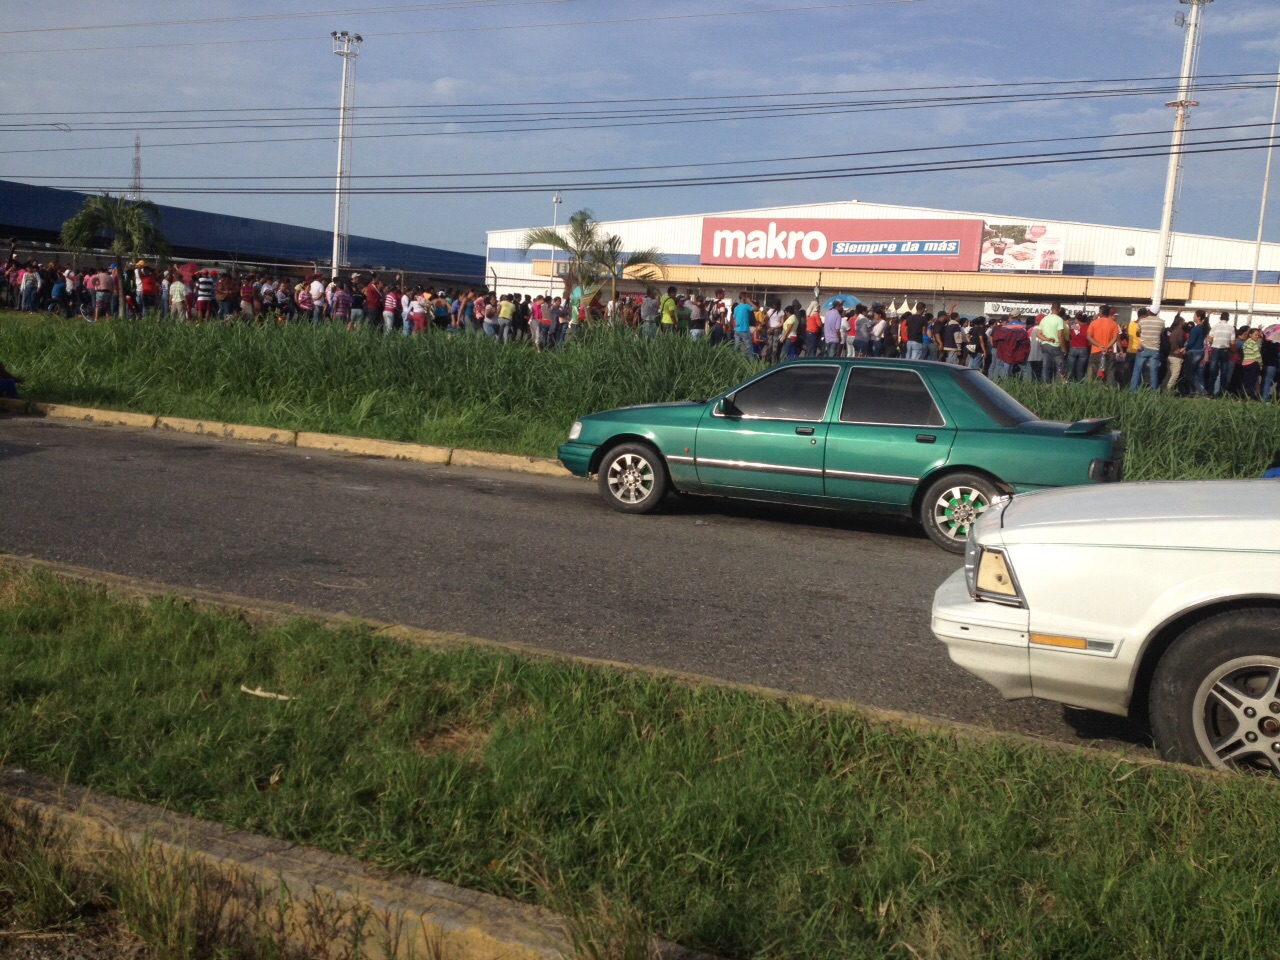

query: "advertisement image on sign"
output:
980 223 1065 273
699 217 984 272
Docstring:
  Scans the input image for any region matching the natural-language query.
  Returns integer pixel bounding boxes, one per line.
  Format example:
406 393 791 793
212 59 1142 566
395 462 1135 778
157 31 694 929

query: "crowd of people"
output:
5 253 1278 400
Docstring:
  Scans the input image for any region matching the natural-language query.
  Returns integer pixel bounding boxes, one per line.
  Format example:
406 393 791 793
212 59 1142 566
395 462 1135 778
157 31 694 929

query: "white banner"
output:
980 223 1065 273
983 301 1094 317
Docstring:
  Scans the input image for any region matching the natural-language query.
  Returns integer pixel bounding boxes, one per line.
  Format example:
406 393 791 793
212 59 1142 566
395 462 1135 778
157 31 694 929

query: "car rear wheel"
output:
920 472 998 553
597 442 668 514
1150 609 1280 775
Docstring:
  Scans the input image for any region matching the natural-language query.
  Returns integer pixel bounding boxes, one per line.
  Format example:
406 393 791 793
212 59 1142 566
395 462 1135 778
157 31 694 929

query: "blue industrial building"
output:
1 179 485 285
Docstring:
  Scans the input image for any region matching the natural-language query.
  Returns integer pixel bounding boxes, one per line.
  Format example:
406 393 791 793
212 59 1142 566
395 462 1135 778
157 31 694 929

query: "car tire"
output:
920 472 999 553
1149 609 1280 775
597 442 668 514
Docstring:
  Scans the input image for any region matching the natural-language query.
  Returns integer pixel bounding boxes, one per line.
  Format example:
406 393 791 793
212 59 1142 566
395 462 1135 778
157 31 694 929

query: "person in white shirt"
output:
1206 310 1237 397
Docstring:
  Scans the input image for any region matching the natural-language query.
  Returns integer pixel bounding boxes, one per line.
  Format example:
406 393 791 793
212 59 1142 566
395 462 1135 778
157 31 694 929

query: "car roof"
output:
774 357 967 373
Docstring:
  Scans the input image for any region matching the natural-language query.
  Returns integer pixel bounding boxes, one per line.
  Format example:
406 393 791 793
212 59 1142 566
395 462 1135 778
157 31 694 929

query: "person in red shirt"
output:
1066 311 1091 381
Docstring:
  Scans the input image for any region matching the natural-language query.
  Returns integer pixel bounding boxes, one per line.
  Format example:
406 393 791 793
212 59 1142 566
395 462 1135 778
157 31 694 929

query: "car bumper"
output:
931 567 1033 701
557 441 597 477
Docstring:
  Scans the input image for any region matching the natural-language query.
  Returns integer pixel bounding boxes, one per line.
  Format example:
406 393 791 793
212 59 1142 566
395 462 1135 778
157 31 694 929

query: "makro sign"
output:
699 217 983 271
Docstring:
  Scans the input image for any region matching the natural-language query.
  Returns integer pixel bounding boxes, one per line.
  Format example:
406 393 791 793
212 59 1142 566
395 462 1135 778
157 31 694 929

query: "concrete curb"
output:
0 768 574 960
0 397 574 480
297 430 451 465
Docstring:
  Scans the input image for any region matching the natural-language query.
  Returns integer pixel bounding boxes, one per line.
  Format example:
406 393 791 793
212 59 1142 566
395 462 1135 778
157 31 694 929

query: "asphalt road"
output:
0 416 1150 750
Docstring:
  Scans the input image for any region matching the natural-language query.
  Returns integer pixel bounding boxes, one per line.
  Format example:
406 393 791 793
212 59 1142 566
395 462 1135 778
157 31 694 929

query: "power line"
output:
11 121 1273 183
1 72 1268 119
6 78 1276 155
3 0 579 34
0 0 930 54
19 134 1277 197
4 78 1274 136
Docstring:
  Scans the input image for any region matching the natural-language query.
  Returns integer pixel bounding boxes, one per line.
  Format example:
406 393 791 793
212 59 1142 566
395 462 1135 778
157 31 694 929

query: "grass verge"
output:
0 803 388 960
3 564 1280 960
2 312 1278 477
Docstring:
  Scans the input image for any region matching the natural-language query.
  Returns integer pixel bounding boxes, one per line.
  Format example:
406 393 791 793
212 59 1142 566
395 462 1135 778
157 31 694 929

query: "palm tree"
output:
519 207 602 301
591 234 669 318
61 194 170 318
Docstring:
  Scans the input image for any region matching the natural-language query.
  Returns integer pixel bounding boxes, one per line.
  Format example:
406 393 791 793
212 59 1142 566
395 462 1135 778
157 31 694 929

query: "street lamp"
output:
330 31 363 279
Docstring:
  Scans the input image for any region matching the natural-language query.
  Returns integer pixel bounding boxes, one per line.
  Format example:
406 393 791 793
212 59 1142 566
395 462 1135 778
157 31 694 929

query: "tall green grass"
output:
1000 378 1280 481
0 313 755 457
6 566 1280 960
1 312 1277 476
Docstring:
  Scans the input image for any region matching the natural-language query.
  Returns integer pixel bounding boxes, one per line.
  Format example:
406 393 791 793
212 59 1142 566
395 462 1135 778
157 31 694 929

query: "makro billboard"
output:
699 217 984 271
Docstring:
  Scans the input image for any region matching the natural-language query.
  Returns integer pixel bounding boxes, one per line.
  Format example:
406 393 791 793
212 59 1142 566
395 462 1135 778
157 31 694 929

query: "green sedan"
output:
558 358 1125 552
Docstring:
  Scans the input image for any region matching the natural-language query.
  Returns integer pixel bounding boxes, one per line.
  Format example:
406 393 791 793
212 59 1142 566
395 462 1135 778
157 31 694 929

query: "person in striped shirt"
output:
194 271 217 321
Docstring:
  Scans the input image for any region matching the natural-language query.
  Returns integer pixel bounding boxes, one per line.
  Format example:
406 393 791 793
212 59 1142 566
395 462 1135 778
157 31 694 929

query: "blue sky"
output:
6 0 1280 256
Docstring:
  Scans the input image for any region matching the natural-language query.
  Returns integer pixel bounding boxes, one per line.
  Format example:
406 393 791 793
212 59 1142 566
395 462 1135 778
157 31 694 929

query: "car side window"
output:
840 368 944 426
727 365 839 421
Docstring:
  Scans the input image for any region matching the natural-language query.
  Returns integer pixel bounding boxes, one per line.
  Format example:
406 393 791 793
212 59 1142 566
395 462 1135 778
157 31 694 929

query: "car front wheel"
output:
920 472 998 553
597 442 668 514
1150 609 1280 775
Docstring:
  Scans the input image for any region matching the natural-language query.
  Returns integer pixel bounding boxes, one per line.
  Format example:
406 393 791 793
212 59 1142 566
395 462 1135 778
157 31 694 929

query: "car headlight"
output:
568 421 583 441
973 547 1024 607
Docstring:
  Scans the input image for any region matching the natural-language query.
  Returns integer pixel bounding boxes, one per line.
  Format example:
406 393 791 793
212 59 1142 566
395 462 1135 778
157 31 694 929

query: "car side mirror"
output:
718 394 739 417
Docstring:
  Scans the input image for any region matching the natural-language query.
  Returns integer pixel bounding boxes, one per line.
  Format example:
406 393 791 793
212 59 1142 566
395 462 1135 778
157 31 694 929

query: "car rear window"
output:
839 368 945 426
950 369 1038 427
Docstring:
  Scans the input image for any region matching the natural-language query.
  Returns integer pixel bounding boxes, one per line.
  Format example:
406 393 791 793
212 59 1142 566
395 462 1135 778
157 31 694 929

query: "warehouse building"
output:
1 179 485 286
487 199 1280 322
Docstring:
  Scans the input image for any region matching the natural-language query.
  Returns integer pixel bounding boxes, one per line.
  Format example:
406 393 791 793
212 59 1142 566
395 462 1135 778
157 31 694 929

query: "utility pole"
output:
1247 59 1280 326
330 30 363 280
1151 0 1212 312
130 136 143 201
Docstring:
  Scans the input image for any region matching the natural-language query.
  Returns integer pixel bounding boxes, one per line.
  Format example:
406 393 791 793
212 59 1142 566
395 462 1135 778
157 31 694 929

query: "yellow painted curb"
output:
33 402 157 429
296 431 451 464
220 422 298 445
156 415 227 437
449 448 571 478
4 400 576 479
157 417 300 446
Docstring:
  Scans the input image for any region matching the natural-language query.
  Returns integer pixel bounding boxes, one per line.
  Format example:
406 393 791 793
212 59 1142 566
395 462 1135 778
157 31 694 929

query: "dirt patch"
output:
0 572 34 611
0 919 148 960
415 723 491 760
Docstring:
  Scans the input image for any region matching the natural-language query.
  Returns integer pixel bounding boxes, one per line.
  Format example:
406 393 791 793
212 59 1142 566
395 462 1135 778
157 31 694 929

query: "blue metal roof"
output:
0 179 485 283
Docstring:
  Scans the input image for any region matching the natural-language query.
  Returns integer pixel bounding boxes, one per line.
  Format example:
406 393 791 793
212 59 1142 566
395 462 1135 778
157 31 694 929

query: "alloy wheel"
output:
606 452 655 505
1191 655 1280 775
932 485 989 542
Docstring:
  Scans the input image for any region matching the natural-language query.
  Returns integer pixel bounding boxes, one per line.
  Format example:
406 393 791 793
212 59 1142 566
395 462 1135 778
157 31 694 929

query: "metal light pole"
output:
548 190 562 295
1151 0 1211 312
1247 60 1280 326
330 31 363 279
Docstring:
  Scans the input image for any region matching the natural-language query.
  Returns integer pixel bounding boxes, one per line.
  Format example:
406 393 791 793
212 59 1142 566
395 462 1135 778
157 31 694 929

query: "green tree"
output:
590 234 669 318
519 207 602 300
60 194 170 318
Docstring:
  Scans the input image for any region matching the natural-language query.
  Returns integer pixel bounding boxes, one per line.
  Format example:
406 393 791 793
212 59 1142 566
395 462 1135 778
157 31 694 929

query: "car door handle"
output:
916 434 937 443
796 426 815 436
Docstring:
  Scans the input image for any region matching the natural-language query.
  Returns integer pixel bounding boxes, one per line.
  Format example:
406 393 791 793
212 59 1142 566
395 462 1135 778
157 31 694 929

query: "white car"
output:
932 480 1280 774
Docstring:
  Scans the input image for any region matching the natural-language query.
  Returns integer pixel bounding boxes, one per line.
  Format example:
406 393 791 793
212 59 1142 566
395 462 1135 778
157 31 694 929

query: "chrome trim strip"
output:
823 469 916 485
666 455 695 464
696 457 824 477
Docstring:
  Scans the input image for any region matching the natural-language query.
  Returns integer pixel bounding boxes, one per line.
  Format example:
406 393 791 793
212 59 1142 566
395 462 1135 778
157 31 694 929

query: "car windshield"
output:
951 369 1037 427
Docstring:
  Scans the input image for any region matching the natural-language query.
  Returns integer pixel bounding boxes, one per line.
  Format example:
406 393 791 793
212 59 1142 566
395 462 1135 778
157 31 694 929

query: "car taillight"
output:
1089 458 1123 482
